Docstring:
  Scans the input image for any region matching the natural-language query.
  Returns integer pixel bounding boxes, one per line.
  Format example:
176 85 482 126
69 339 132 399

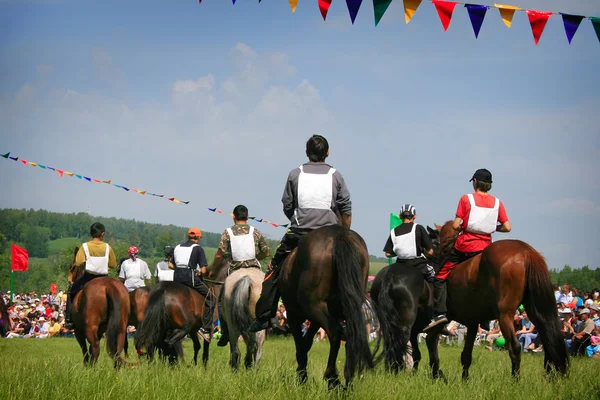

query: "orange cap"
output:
188 227 201 237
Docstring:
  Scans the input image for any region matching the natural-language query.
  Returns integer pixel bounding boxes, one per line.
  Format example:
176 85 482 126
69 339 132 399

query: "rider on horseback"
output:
119 246 152 292
424 168 511 331
173 227 216 342
248 134 352 333
208 204 270 347
64 222 117 329
383 204 435 282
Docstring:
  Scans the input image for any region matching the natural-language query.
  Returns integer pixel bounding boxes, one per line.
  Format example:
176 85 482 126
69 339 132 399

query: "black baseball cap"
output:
469 169 492 183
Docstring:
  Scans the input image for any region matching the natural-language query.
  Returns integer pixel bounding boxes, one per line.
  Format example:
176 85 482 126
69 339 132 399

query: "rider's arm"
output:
496 221 511 233
74 247 87 267
256 233 270 261
341 214 352 229
496 202 511 232
107 247 117 269
282 171 296 220
334 172 352 229
452 217 462 231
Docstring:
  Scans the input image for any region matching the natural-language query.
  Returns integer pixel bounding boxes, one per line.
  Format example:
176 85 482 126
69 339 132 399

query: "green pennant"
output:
38 164 47 169
374 0 393 26
1 152 9 159
591 17 600 43
75 174 82 179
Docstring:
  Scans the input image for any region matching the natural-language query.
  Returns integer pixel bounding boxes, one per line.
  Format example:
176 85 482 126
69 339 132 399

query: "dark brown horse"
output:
375 221 568 380
123 287 150 357
279 225 374 389
68 247 130 368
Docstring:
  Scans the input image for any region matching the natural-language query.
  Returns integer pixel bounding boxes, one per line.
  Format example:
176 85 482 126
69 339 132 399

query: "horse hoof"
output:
327 378 342 391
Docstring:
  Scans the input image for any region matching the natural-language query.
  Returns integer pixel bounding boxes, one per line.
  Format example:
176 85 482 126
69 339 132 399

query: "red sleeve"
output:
497 201 508 224
456 195 469 220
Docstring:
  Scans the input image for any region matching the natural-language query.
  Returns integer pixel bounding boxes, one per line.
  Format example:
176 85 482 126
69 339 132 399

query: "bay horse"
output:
68 247 130 368
375 221 568 380
370 226 441 376
135 267 226 366
279 225 374 389
123 287 150 358
221 267 266 371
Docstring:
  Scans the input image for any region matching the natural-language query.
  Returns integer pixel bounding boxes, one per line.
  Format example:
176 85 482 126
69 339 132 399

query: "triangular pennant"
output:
139 190 147 195
56 169 64 178
526 10 552 45
122 186 130 191
173 199 181 204
373 0 392 26
65 172 74 176
84 176 92 182
255 218 263 222
21 160 27 165
289 0 298 12
91 179 100 183
208 207 217 212
0 152 9 159
494 4 521 28
319 0 332 20
37 164 46 169
281 224 289 228
114 184 122 188
403 0 422 24
271 223 279 227
433 0 459 31
75 174 82 179
249 216 256 220
29 162 37 167
155 194 164 197
589 17 600 44
103 180 111 184
560 14 584 44
346 0 363 24
9 156 18 161
47 167 55 171
465 4 488 38
216 209 223 214
181 201 190 205
232 0 235 3
168 197 175 201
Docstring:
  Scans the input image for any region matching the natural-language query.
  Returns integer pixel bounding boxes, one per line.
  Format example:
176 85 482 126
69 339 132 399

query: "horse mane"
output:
437 220 460 263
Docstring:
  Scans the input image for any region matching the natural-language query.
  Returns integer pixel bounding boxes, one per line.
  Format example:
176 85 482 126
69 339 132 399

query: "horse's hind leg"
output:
202 338 210 368
409 332 420 373
86 326 101 366
190 333 201 366
288 314 312 384
498 312 521 379
460 324 478 382
75 329 91 366
229 333 241 372
425 330 444 380
255 331 266 368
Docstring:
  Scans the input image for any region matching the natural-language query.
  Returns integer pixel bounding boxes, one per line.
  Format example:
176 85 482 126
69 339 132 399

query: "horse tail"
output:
333 231 374 379
105 284 128 358
372 268 413 372
230 275 255 343
523 250 569 375
135 285 168 351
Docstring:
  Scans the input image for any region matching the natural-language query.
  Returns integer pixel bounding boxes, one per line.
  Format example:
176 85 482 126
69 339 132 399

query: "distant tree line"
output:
549 265 600 292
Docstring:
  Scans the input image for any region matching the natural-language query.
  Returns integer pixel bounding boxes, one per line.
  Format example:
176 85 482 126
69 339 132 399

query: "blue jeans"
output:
519 333 538 352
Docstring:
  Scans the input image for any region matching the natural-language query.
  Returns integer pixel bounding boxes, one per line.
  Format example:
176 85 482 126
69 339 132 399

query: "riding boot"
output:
423 278 448 332
64 293 74 329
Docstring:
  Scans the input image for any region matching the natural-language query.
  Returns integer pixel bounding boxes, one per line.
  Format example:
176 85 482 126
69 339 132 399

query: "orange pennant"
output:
65 172 74 176
29 162 38 167
102 180 111 184
288 0 298 12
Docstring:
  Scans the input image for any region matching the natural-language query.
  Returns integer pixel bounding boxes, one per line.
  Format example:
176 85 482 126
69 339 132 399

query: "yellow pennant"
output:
404 0 422 24
66 172 74 176
139 190 147 195
103 180 111 184
494 3 522 28
29 162 37 167
172 199 181 204
288 0 298 13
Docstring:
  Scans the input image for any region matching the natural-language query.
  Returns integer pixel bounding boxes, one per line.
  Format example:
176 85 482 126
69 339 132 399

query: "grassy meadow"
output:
1 337 597 400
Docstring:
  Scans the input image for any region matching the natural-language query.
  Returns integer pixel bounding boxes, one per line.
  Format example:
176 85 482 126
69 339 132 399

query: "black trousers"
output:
254 229 309 321
66 272 105 320
175 270 217 331
433 248 482 315
218 290 228 339
395 258 436 282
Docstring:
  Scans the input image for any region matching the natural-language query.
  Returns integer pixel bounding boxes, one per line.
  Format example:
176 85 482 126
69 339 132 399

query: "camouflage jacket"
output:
218 224 269 271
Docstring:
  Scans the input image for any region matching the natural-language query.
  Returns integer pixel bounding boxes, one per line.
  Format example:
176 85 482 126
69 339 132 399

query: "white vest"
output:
297 165 335 210
227 226 257 262
174 244 199 269
465 194 500 235
121 259 148 292
156 261 174 282
391 224 420 260
82 243 110 275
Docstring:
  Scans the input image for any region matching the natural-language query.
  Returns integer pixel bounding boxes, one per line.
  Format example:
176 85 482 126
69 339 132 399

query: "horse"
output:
123 287 150 358
221 267 266 371
279 225 374 390
135 266 227 366
370 226 442 376
375 221 568 381
68 247 130 368
0 298 10 337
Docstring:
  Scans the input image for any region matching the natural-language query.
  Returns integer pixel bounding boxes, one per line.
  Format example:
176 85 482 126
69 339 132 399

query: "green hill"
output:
48 237 81 256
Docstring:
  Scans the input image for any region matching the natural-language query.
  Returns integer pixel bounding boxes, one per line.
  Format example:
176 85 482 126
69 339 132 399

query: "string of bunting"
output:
1 151 189 205
1 151 290 228
199 0 600 45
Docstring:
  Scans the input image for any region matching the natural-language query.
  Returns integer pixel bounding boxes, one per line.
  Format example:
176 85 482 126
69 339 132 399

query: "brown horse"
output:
123 287 150 357
68 247 130 368
279 225 374 389
434 221 568 379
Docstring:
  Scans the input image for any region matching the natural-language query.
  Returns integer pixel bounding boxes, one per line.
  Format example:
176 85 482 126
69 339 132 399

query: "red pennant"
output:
21 159 27 165
319 0 332 20
526 10 552 45
433 0 459 31
11 244 28 272
93 179 101 183
56 169 64 178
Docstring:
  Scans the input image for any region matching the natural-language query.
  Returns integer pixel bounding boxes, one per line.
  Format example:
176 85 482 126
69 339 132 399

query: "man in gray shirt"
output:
249 135 352 332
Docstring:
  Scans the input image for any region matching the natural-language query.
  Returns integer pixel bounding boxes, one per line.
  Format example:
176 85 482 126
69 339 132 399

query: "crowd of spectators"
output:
1 290 74 339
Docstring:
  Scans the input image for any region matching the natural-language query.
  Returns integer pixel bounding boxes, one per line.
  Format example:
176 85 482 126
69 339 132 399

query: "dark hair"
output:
306 135 329 162
51 317 57 322
475 180 492 193
400 211 414 219
233 205 249 221
90 222 105 238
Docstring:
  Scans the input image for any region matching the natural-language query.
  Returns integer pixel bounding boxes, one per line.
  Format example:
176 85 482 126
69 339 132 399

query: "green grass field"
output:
1 337 596 400
48 237 81 256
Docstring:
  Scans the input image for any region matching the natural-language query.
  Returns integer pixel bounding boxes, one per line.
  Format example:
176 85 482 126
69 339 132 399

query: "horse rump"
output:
135 282 170 352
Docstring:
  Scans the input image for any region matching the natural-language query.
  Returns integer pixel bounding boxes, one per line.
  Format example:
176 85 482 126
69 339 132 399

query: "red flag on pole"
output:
11 244 28 272
50 283 57 294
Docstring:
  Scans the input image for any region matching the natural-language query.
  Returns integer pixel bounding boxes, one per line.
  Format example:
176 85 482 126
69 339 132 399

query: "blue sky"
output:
1 0 599 270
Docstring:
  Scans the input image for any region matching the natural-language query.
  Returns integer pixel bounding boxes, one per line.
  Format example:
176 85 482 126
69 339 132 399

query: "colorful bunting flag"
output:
319 0 332 20
66 172 74 177
590 17 600 43
526 10 552 45
9 156 18 161
103 180 111 184
373 0 392 26
84 176 92 182
38 164 46 169
255 218 263 222
121 186 129 191
346 0 362 23
75 174 82 179
1 152 9 159
403 0 422 24
465 4 489 38
433 0 459 31
21 160 27 165
494 4 521 28
56 169 64 178
168 198 182 204
47 167 55 171
93 179 101 183
289 0 298 13
561 14 585 44
182 201 190 205
29 162 37 167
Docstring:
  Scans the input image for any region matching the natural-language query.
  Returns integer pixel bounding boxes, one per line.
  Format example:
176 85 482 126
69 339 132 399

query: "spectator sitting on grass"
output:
516 311 537 353
35 317 50 339
571 308 594 356
47 318 61 338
